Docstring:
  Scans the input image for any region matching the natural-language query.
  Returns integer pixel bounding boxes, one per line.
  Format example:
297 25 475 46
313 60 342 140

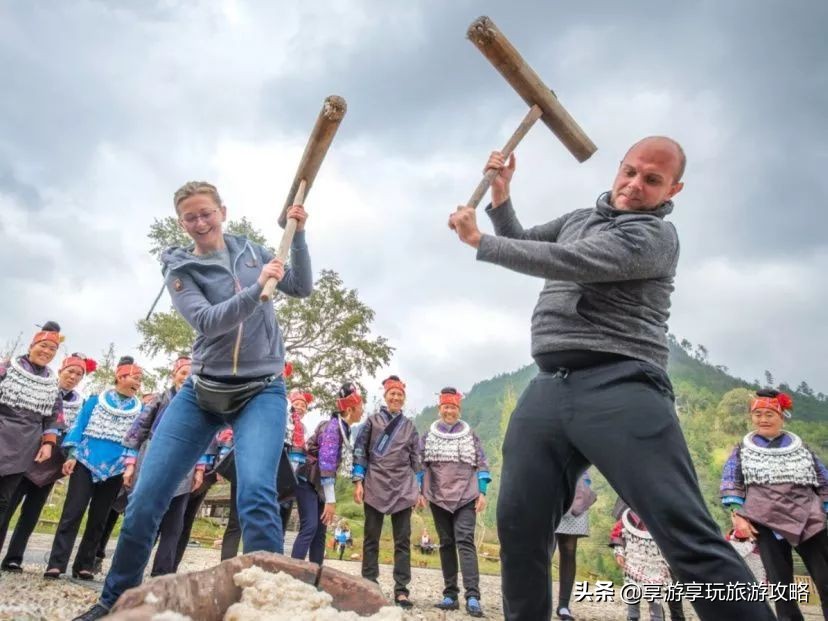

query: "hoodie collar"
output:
595 191 674 219
161 234 252 274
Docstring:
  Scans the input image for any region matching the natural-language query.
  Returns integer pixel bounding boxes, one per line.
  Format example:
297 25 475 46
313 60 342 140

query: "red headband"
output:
289 390 314 406
116 364 143 379
173 357 192 373
751 393 793 417
31 331 61 347
383 378 406 395
337 391 363 412
439 392 462 407
60 356 97 375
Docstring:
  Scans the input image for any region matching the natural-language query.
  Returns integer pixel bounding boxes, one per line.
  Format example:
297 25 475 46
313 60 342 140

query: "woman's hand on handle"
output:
257 259 285 287
286 205 308 232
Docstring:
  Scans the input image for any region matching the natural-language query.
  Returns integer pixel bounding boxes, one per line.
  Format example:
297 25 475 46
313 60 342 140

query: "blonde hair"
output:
173 181 223 212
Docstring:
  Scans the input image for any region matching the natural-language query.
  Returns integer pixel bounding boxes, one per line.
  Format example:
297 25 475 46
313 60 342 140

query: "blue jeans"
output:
100 376 286 608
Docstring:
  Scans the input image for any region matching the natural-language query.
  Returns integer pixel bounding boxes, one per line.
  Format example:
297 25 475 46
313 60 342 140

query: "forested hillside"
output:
414 335 828 580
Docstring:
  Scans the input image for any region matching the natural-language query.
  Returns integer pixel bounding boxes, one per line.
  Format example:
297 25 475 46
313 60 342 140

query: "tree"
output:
680 339 692 353
796 381 814 397
137 219 393 410
715 388 752 434
86 343 116 396
1 331 23 361
694 344 709 363
764 370 774 388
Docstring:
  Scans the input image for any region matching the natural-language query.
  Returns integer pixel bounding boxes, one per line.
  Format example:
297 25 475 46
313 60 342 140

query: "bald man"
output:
449 137 775 621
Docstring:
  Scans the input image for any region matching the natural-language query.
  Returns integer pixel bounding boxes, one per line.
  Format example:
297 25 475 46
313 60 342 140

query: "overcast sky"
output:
1 0 825 412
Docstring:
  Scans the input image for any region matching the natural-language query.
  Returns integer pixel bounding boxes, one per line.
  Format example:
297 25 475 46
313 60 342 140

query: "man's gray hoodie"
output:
161 232 312 378
476 193 679 370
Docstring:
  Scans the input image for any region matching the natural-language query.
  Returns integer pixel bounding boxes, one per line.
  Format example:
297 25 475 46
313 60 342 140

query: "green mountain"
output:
415 336 828 581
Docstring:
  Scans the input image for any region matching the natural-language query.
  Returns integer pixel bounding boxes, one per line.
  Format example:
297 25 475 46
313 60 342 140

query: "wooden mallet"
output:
465 16 597 208
261 95 347 302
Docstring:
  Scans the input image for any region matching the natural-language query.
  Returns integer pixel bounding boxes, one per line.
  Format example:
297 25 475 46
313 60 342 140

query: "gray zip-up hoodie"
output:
162 232 312 378
476 192 679 370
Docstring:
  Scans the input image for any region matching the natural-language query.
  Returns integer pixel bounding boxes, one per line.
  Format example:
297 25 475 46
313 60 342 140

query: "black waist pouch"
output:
213 446 297 502
193 374 273 417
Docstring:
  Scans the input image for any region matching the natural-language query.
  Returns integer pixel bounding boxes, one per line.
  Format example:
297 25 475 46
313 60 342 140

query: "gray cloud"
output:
0 1 824 406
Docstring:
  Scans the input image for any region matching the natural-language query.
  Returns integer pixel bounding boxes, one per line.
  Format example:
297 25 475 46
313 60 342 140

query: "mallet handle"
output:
467 104 542 208
260 179 307 302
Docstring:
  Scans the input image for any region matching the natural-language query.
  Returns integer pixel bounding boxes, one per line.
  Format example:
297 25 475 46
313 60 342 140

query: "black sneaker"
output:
92 556 103 574
395 594 414 610
71 603 110 621
1 562 22 573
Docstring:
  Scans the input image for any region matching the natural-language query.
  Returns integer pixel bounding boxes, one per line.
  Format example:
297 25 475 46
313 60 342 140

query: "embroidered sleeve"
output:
0 359 8 380
318 420 343 478
63 395 98 448
352 417 373 477
122 399 159 451
720 445 745 503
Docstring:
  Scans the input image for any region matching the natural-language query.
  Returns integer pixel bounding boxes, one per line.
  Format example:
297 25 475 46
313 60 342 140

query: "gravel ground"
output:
1 534 823 620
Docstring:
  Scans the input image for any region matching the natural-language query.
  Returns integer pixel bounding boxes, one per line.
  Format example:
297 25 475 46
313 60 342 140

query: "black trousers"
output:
496 358 775 621
362 502 412 597
0 473 25 533
96 508 121 561
220 479 242 561
173 474 215 571
430 500 480 601
47 463 123 574
755 524 828 621
151 493 188 576
0 478 54 566
280 499 294 532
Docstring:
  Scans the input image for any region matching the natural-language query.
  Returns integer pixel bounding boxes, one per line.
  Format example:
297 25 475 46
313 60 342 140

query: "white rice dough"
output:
223 566 403 621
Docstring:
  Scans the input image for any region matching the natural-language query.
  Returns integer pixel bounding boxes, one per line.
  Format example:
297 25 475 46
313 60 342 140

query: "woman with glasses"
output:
73 181 312 621
0 353 95 572
720 389 828 621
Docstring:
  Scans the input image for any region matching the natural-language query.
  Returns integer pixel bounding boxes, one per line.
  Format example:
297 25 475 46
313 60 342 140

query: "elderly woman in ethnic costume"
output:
279 384 311 527
45 356 144 580
292 382 363 564
0 322 64 538
353 375 422 609
119 355 208 576
420 387 491 618
610 507 672 621
720 389 828 621
0 352 94 572
73 181 311 621
552 471 597 621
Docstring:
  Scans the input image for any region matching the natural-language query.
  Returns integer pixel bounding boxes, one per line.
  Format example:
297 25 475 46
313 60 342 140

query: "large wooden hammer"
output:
465 16 597 208
261 95 347 302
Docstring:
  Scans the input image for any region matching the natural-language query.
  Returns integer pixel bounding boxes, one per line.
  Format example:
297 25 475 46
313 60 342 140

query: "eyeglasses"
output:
180 209 219 226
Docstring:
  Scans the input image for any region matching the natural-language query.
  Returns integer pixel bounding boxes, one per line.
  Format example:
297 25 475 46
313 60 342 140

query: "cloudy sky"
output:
1 0 825 412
